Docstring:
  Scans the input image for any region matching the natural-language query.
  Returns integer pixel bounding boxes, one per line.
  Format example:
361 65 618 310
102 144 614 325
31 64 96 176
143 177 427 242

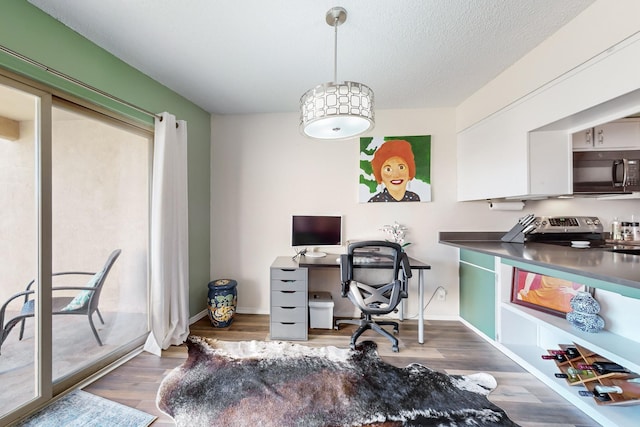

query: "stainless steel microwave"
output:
573 150 640 194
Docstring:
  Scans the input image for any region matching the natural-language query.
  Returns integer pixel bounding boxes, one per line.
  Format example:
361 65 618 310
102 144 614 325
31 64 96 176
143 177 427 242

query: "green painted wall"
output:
0 0 211 317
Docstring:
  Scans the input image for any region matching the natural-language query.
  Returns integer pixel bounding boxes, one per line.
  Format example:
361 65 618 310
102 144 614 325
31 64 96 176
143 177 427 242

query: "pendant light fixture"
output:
299 7 375 140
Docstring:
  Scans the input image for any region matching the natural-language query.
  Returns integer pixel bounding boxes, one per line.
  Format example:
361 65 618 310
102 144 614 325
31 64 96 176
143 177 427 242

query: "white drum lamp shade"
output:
299 7 375 140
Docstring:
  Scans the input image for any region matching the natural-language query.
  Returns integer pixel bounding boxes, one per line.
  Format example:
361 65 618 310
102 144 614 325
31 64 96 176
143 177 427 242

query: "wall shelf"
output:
498 298 640 426
497 341 640 427
501 302 640 374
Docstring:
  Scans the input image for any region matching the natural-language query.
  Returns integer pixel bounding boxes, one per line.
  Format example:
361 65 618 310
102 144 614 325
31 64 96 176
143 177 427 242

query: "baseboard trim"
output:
190 309 208 324
190 307 460 324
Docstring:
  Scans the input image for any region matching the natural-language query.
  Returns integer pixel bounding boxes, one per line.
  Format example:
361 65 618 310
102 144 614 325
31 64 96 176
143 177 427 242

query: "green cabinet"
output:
459 250 496 339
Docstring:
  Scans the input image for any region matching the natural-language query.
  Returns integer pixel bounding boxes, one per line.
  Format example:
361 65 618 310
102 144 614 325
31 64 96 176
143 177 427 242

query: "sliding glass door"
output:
0 75 151 423
50 102 151 384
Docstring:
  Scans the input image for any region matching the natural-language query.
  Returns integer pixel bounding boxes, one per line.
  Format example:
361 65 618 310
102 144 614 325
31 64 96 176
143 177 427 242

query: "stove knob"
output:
593 219 601 225
586 219 593 225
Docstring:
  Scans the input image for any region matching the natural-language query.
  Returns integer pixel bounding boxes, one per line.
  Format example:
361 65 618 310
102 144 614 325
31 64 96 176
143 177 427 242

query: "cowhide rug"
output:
157 336 519 427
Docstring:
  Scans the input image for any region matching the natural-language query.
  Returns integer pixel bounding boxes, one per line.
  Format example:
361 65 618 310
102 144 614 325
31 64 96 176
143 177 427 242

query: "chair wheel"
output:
392 346 399 352
393 328 399 334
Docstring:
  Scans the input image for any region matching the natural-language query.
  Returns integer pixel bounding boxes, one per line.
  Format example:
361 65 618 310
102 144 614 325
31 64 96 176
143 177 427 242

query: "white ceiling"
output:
19 0 595 116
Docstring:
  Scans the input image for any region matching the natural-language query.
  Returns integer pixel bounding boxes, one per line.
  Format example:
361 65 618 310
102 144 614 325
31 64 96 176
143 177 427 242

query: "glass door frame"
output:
0 74 54 424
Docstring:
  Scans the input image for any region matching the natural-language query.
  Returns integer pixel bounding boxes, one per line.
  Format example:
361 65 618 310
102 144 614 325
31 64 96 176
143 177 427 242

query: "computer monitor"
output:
291 215 342 258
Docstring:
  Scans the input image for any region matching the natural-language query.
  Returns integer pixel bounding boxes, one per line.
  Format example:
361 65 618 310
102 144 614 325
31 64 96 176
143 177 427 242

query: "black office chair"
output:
335 240 411 352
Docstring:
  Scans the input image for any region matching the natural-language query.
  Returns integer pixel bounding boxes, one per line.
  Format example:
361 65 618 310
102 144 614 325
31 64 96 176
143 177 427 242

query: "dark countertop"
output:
439 232 640 291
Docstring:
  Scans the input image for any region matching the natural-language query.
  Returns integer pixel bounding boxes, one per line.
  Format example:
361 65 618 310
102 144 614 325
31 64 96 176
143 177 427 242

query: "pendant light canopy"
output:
299 7 375 140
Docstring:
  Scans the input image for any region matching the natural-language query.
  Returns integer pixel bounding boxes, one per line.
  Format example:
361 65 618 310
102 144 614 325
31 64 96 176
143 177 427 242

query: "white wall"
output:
213 108 462 318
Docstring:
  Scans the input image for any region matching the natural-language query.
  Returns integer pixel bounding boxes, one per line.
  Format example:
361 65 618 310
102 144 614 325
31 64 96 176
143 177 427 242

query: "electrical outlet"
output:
436 288 446 301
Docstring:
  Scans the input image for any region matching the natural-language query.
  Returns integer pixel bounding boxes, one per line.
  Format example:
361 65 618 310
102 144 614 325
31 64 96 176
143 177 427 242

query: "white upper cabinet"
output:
572 118 640 151
457 113 571 201
457 34 640 201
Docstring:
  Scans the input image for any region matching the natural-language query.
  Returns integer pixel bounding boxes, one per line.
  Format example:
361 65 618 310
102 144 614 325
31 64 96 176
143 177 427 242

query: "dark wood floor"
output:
83 314 599 426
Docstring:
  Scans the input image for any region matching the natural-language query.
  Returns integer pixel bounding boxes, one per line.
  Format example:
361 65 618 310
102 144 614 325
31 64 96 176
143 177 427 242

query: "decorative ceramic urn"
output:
566 291 604 333
207 279 238 328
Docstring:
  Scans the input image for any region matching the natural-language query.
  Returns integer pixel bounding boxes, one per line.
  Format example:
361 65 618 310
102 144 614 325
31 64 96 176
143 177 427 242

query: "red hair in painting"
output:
371 140 416 183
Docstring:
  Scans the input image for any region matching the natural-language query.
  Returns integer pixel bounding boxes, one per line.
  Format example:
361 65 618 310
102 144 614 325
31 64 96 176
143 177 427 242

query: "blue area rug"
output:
15 390 156 427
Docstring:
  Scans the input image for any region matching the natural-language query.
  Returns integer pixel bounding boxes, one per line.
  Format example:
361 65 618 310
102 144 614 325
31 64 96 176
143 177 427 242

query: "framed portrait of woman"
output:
359 135 431 203
511 268 593 317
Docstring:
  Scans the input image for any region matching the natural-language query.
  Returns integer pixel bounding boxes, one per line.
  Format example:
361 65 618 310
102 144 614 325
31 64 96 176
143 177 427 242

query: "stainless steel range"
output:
528 216 603 241
501 215 604 245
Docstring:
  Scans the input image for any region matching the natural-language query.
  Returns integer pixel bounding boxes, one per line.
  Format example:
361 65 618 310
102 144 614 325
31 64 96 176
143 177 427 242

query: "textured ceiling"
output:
24 0 595 115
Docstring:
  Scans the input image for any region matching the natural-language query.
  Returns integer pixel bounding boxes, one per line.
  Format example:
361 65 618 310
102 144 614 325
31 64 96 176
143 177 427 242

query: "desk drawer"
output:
271 322 307 340
272 290 307 307
271 268 307 281
271 279 306 291
271 306 306 323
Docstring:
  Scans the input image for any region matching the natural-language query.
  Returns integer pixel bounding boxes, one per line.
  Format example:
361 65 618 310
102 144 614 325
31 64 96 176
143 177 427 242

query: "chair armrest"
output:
339 254 351 297
340 254 351 282
1 290 35 326
399 253 412 298
401 252 412 279
53 271 96 276
51 286 97 292
25 271 96 291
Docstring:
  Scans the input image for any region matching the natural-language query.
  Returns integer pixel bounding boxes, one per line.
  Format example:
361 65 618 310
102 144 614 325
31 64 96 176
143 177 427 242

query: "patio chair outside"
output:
0 249 121 355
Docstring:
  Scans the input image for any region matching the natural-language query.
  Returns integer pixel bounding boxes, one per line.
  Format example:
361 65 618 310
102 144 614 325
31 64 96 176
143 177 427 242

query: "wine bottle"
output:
541 354 566 362
578 389 612 402
590 388 613 402
566 367 594 379
594 380 640 398
594 385 623 394
578 362 631 374
565 347 580 359
549 347 580 360
550 347 579 355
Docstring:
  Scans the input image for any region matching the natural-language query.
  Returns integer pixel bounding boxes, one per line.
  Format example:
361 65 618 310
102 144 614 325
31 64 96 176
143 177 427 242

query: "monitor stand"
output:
304 250 326 258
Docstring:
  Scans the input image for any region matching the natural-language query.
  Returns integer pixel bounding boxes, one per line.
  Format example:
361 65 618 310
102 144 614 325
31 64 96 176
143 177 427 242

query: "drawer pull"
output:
281 269 296 272
280 322 295 325
280 306 295 310
280 279 296 283
280 290 296 294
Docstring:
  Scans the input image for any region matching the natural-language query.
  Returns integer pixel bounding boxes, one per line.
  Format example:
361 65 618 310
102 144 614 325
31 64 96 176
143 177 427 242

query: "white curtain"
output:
144 112 190 356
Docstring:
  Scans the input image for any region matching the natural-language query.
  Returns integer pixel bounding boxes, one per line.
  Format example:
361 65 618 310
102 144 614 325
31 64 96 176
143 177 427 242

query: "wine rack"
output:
546 343 640 406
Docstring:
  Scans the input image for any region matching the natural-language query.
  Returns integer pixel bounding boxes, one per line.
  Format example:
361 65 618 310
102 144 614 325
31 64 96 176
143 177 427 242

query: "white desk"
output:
271 255 431 344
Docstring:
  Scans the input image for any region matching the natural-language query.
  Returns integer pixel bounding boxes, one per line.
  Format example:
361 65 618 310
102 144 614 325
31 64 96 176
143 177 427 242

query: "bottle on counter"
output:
630 222 640 241
611 217 622 240
621 222 632 241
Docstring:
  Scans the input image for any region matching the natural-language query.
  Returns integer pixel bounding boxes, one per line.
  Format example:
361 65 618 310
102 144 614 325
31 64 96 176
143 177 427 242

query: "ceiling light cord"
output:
333 15 339 84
